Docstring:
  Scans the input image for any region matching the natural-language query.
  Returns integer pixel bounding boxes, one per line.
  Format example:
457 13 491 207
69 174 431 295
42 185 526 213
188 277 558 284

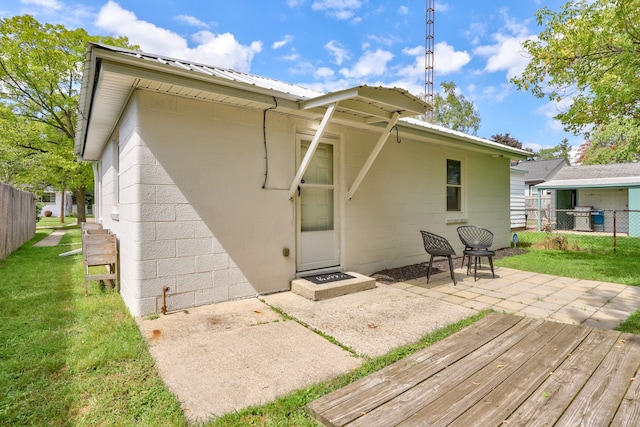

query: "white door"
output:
297 138 339 272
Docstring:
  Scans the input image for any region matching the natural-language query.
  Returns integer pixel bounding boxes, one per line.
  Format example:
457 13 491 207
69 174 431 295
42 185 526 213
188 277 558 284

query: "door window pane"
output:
301 141 333 185
301 188 334 231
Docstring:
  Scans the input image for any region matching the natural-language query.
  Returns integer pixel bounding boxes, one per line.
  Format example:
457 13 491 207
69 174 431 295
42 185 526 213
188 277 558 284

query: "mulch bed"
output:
371 247 526 284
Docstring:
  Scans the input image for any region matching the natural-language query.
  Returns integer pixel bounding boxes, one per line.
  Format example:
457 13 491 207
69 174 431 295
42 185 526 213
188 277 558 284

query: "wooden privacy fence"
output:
81 222 118 295
0 183 36 260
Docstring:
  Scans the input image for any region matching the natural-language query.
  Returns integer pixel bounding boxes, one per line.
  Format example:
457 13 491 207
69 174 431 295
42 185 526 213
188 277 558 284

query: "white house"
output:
74 43 530 316
509 167 527 229
39 188 73 217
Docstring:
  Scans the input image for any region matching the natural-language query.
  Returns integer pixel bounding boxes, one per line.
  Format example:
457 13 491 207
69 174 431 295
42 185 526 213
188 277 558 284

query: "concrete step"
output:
291 272 377 301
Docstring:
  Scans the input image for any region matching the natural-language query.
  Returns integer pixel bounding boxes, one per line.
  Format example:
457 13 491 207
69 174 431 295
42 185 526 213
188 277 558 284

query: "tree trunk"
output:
75 187 87 223
59 190 65 223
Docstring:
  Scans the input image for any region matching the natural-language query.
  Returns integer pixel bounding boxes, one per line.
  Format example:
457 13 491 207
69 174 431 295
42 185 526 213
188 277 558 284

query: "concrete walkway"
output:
395 265 640 330
33 230 66 247
137 266 640 422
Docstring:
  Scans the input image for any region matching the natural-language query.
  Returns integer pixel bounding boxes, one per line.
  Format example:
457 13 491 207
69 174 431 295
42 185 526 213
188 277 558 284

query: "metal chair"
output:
419 230 456 285
456 226 495 281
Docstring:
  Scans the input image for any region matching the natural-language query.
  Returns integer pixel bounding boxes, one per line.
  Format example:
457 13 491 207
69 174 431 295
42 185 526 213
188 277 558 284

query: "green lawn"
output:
0 228 484 426
2 228 638 425
0 229 186 426
36 216 78 227
495 231 639 286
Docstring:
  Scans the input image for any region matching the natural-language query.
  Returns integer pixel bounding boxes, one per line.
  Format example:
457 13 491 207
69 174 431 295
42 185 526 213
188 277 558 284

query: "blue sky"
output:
1 0 582 154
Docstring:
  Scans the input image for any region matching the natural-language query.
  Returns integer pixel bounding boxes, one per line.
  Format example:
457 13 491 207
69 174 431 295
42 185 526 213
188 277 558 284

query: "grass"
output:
3 228 638 424
495 231 640 286
1 228 488 426
37 216 78 227
0 229 186 426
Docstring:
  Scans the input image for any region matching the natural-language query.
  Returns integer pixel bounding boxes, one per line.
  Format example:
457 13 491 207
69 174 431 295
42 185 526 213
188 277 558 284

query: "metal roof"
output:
538 163 640 189
75 43 532 162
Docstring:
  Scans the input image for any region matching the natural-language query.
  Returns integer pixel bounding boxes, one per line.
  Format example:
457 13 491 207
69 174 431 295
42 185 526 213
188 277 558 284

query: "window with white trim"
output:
446 159 462 212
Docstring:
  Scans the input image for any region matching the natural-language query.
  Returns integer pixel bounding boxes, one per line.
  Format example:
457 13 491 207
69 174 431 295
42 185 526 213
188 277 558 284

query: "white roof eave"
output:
538 177 640 189
399 117 531 159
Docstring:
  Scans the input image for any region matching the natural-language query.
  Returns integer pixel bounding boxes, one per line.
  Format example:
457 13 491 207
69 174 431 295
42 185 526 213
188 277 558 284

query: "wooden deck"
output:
307 313 640 426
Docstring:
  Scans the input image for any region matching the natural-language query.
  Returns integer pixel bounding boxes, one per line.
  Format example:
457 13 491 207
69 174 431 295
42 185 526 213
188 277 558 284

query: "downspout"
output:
92 162 99 221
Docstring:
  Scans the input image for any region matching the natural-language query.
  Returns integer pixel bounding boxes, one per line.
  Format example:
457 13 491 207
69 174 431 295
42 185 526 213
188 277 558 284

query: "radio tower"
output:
425 0 435 120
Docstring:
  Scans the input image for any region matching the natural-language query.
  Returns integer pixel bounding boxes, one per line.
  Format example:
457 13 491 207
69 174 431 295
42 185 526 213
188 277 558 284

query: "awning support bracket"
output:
288 102 337 200
346 112 400 200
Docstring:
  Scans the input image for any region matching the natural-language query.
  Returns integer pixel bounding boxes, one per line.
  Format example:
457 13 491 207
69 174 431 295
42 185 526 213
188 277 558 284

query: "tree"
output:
511 0 640 135
578 118 640 164
535 138 572 161
0 15 133 222
490 133 525 149
429 81 481 135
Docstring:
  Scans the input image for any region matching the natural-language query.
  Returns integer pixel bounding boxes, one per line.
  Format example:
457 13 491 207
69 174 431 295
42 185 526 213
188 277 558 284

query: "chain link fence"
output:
511 208 640 254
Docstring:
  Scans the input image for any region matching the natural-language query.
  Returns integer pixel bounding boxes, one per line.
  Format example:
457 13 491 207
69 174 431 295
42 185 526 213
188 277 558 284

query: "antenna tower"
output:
425 0 434 120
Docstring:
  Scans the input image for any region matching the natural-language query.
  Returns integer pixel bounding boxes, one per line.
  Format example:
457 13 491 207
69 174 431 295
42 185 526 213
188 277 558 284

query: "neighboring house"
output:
509 167 527 229
39 188 74 217
514 158 569 195
536 163 640 236
512 158 570 227
74 43 530 316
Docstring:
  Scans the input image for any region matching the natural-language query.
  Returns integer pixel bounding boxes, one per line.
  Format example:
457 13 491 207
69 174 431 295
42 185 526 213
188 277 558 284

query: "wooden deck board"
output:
308 314 522 427
307 313 640 427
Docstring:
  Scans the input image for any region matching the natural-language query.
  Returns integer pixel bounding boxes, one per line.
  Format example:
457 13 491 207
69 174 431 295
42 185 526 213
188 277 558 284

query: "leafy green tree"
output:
535 138 572 161
511 0 640 135
579 118 640 164
426 81 481 135
0 15 133 222
490 133 534 155
491 133 525 149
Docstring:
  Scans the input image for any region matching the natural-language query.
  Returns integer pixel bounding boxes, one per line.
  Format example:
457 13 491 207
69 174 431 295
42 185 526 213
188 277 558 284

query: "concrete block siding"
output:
99 92 265 316
98 89 514 317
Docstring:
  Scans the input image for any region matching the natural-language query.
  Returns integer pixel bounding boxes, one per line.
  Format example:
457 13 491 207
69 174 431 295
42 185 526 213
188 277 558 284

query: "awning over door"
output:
288 85 430 200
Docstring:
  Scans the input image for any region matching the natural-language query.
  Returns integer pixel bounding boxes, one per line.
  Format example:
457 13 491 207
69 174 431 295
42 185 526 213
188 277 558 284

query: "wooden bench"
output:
81 222 118 295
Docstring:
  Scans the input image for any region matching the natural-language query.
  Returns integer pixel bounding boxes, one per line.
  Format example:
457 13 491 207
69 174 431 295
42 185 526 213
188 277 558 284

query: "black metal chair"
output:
420 230 456 285
456 226 495 281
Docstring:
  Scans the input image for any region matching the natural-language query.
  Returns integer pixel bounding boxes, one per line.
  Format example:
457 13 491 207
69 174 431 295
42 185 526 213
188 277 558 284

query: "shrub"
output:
44 210 52 217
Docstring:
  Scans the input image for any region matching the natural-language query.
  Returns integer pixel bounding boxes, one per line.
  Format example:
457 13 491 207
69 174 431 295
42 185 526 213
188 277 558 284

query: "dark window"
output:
446 159 461 211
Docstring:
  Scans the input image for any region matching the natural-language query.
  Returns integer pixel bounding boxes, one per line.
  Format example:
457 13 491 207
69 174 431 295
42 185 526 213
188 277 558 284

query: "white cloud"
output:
473 12 535 79
287 0 306 6
339 49 393 79
436 2 450 13
174 14 209 29
536 98 573 133
464 22 488 45
325 40 351 65
481 83 511 102
95 1 262 72
272 35 294 49
283 52 301 61
389 43 470 82
311 0 362 20
434 42 471 74
315 67 334 78
20 0 62 10
474 35 533 78
397 6 409 15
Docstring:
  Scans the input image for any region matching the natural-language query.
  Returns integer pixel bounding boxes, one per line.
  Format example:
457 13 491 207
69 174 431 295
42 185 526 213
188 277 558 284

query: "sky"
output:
1 0 584 155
